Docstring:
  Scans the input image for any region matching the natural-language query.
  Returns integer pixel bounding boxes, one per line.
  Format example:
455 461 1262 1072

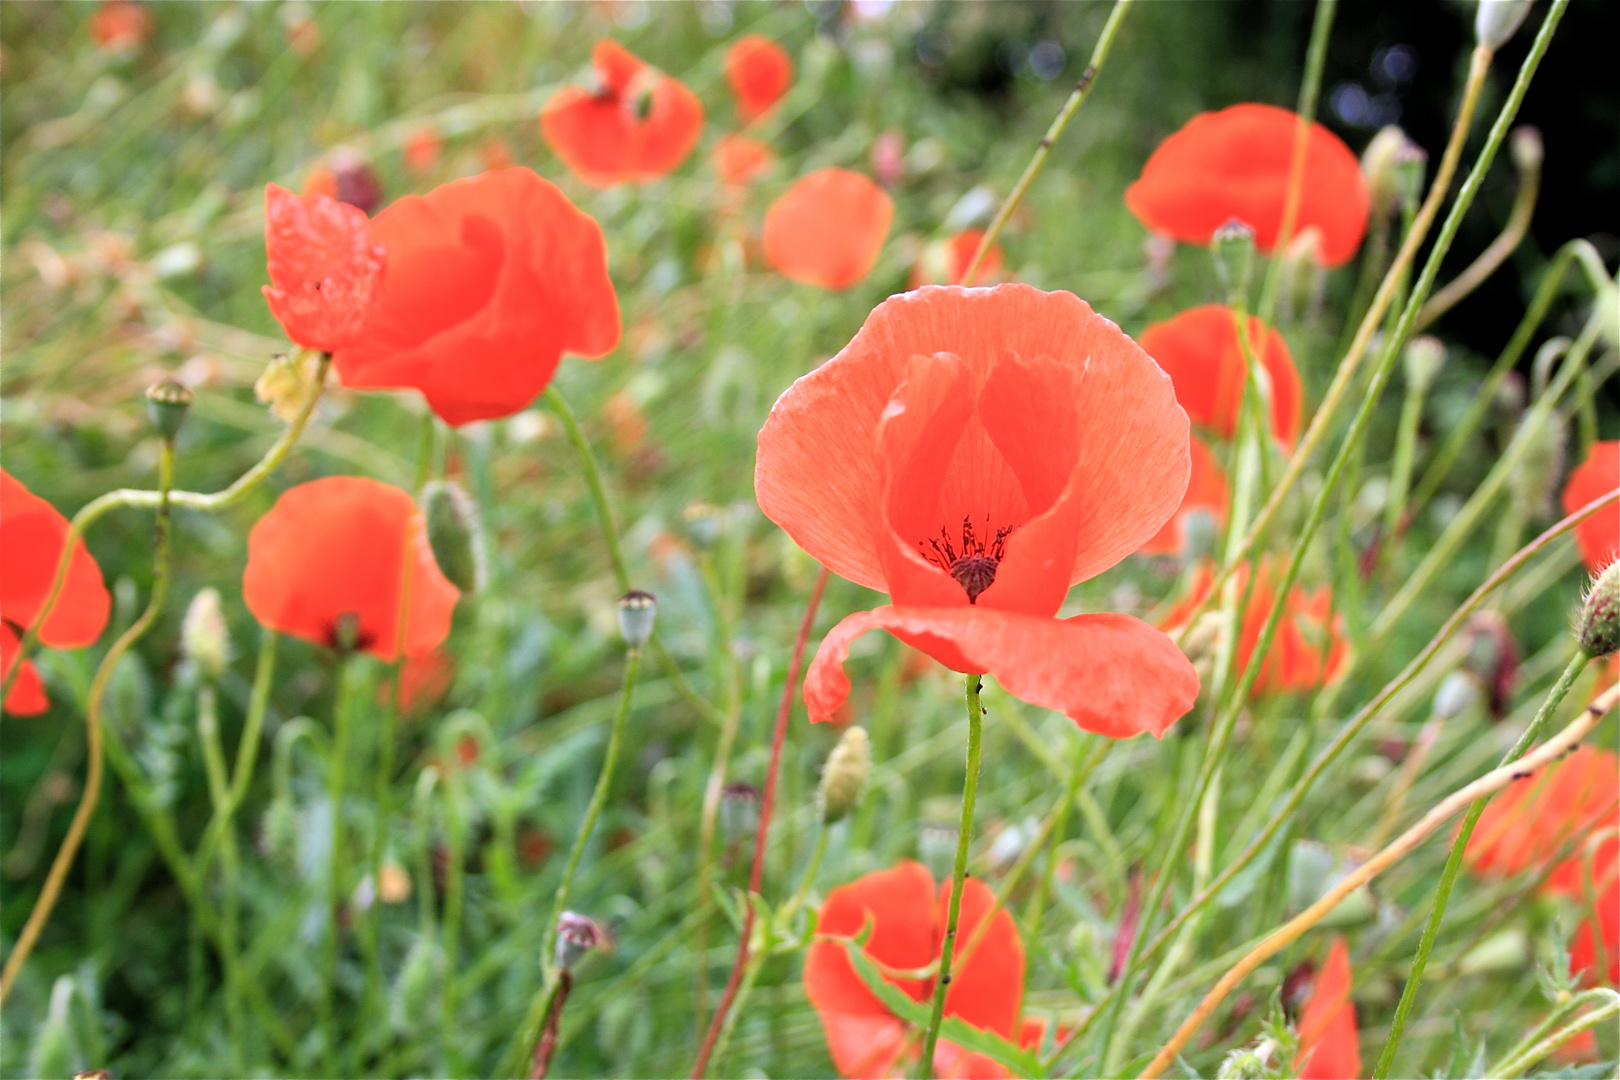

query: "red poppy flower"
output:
1 470 111 715
1465 746 1618 880
261 184 386 354
1161 559 1346 697
1566 858 1619 987
1293 937 1362 1080
1138 305 1302 446
1561 440 1618 573
242 476 459 660
1136 436 1227 557
331 168 620 426
90 0 152 53
763 168 894 291
541 39 704 186
805 861 1023 1079
403 128 442 176
713 133 775 186
1125 103 1370 267
726 34 793 121
756 285 1200 738
910 230 1005 290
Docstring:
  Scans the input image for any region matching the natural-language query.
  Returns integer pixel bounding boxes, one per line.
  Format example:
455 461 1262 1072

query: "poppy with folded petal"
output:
541 39 704 186
756 285 1200 738
330 168 620 426
1125 103 1370 267
763 168 894 291
1138 305 1302 447
725 34 793 121
1561 440 1618 573
261 184 386 354
910 230 1005 290
1161 559 1347 697
1293 937 1362 1080
805 861 1024 1079
243 476 459 660
713 133 775 186
1137 436 1227 557
1 470 111 715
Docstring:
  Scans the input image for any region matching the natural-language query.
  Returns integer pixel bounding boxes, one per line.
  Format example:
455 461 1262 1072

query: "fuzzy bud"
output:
1431 670 1480 721
616 590 657 650
1402 336 1447 394
1212 219 1255 304
145 378 193 441
1510 126 1544 175
1391 144 1428 213
554 911 602 972
180 587 231 681
1578 562 1620 658
817 725 871 824
1361 126 1418 215
420 480 485 594
1476 0 1534 51
720 781 761 840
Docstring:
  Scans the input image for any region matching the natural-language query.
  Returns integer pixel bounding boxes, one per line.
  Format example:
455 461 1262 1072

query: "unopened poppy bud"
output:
1431 670 1480 720
1402 335 1447 394
1577 562 1619 658
1361 125 1415 214
421 480 485 594
1215 1046 1269 1080
817 725 870 824
1510 126 1543 175
1508 412 1566 519
616 590 657 650
145 378 193 441
554 911 602 972
720 781 761 840
1391 144 1428 213
1476 0 1534 51
378 859 412 904
181 587 231 681
1211 219 1255 304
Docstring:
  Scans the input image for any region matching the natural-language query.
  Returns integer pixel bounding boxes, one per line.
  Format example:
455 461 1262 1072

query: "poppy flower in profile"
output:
243 476 459 660
756 285 1199 738
331 168 621 426
910 230 1005 289
1 470 111 716
1136 436 1227 557
805 861 1024 1079
541 39 704 186
725 34 793 121
1125 103 1370 267
1161 559 1347 697
1293 937 1362 1080
1561 440 1618 572
763 168 894 291
261 184 387 354
713 133 775 186
1138 305 1302 447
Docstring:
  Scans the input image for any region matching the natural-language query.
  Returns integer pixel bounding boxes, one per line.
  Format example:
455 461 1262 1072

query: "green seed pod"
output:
421 480 485 595
817 725 871 824
145 378 193 441
616 590 657 650
1577 562 1619 658
1211 219 1255 306
1402 336 1447 395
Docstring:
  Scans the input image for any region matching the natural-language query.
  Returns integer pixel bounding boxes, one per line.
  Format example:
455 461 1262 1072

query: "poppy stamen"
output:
920 514 1013 604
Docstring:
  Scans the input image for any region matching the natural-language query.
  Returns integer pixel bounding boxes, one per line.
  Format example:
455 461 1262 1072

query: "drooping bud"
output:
1211 218 1255 305
616 590 657 650
180 587 231 681
145 378 193 441
420 480 485 594
1476 0 1534 51
1508 409 1567 520
817 725 871 824
1361 126 1416 215
1577 562 1620 658
1510 126 1543 175
554 911 603 972
1402 335 1447 394
1464 611 1518 720
720 781 761 840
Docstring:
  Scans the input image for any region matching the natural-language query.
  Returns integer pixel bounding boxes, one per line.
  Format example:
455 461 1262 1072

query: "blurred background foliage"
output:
1 1 1616 1077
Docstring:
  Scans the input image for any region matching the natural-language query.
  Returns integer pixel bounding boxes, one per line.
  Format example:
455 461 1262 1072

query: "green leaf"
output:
939 1016 1046 1079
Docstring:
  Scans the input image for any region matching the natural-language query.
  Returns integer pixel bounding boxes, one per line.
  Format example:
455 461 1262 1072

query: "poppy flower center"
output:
919 515 1012 603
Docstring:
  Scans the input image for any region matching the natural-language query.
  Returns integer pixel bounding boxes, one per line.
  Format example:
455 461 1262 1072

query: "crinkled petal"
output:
261 183 386 352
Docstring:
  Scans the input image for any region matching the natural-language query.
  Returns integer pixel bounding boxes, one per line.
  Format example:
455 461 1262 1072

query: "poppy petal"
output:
1138 305 1301 446
1137 435 1227 556
713 133 774 186
2 623 49 716
1294 937 1362 1080
763 168 894 290
805 606 1198 738
806 860 939 1019
0 469 111 649
541 41 704 186
260 183 387 353
726 34 793 121
1561 440 1618 573
819 1012 911 1080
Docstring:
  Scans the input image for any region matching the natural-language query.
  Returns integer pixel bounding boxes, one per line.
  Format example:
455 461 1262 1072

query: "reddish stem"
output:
529 971 572 1080
690 565 830 1078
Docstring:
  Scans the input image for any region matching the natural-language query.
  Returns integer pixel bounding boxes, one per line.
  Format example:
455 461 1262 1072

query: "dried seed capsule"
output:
1211 218 1255 305
145 378 193 441
554 911 602 972
616 590 657 649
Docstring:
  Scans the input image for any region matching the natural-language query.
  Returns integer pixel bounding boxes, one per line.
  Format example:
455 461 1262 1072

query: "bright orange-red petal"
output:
1294 937 1362 1080
713 133 774 186
1138 305 1301 446
0 469 111 649
242 476 459 660
1561 440 1618 573
2 624 48 716
805 606 1198 739
1125 103 1369 267
1569 870 1619 987
1137 436 1227 556
261 183 387 353
1467 746 1619 880
763 169 893 290
333 168 620 425
90 0 152 51
911 230 1006 290
726 34 793 121
540 40 704 186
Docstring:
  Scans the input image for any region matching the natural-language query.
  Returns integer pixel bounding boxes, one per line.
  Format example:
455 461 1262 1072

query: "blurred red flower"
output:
1 470 111 716
763 168 894 291
243 476 459 660
541 39 703 186
402 128 442 176
1294 937 1362 1080
725 34 793 121
1161 559 1347 696
713 133 775 187
1125 103 1370 268
757 285 1199 738
331 168 620 425
90 0 153 53
1136 436 1227 557
1561 440 1618 572
910 230 1004 289
804 861 1023 1079
1138 305 1302 447
261 184 386 354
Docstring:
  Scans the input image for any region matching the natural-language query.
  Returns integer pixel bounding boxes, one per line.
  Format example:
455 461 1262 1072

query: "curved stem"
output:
917 675 985 1077
322 656 356 1076
1494 1000 1620 1078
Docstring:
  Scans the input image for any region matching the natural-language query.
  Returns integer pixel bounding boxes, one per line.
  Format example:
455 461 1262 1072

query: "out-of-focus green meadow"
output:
1 2 1616 1078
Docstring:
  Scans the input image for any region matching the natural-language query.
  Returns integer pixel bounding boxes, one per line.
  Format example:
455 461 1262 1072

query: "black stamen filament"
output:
919 514 1012 604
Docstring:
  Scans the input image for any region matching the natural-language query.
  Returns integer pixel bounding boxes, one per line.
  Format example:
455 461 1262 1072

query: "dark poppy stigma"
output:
921 515 1011 603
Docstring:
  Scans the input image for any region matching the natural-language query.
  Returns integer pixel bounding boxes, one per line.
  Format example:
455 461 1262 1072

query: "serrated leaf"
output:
939 1015 1046 1079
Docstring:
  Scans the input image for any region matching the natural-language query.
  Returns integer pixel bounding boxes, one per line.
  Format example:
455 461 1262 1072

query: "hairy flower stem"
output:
959 0 1132 285
1489 988 1620 1077
917 675 986 1078
0 440 175 1008
321 656 356 1075
1371 650 1591 1076
504 647 643 1078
